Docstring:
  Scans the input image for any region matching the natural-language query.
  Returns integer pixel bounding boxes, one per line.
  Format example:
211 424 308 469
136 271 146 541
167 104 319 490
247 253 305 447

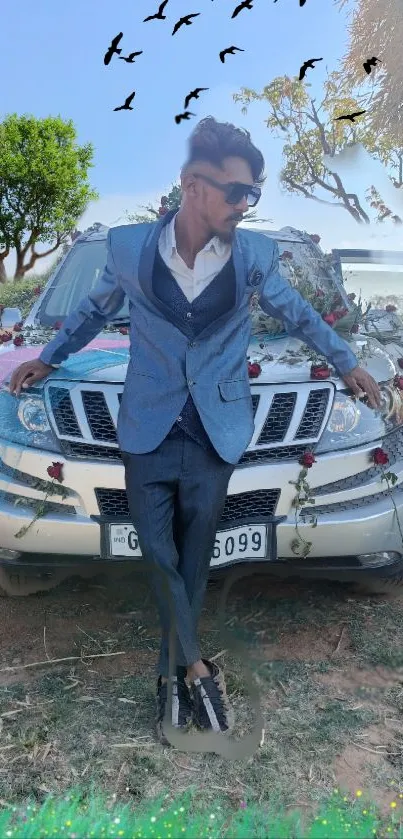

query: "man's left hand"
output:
342 365 381 409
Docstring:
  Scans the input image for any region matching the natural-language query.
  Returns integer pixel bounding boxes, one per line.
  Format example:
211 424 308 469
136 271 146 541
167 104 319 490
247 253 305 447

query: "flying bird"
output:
334 110 367 123
172 13 200 35
184 87 209 109
299 57 323 80
119 51 143 63
219 45 244 63
113 91 136 111
104 33 123 65
175 111 195 124
363 56 381 74
300 0 307 5
144 0 169 22
231 0 253 18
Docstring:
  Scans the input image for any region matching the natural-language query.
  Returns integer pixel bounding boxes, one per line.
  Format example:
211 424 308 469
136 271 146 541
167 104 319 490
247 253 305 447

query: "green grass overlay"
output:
0 785 402 838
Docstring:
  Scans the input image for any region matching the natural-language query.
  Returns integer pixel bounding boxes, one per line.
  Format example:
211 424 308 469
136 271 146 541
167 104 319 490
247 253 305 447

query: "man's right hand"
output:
7 360 56 396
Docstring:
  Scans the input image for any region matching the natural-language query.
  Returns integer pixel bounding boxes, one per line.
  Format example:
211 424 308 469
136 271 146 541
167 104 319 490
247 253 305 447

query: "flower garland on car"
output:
13 462 69 539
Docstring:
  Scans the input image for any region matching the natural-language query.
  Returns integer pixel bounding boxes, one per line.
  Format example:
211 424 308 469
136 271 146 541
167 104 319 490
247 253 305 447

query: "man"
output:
9 116 381 747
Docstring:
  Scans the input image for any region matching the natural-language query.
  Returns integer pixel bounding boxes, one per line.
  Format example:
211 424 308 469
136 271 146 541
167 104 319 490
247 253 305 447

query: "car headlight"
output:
316 379 403 454
0 386 62 453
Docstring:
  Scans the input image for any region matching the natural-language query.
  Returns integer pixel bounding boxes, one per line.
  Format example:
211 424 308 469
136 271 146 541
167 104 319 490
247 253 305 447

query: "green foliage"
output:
233 72 401 224
0 271 53 317
0 114 98 279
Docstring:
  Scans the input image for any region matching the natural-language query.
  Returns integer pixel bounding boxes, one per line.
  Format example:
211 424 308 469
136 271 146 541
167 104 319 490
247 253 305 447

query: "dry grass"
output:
0 569 402 817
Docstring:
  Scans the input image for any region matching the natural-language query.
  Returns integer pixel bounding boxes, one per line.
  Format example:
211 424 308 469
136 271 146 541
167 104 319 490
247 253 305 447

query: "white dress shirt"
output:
158 213 231 303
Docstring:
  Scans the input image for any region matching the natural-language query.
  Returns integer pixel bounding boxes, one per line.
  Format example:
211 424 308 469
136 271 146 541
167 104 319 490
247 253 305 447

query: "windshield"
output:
36 234 344 327
37 240 129 325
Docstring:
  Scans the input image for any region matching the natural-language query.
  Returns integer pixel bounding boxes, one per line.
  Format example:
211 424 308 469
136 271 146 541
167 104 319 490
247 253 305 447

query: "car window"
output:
37 241 129 325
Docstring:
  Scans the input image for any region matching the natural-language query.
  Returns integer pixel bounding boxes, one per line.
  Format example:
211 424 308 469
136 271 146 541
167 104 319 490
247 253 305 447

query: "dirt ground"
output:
0 566 402 820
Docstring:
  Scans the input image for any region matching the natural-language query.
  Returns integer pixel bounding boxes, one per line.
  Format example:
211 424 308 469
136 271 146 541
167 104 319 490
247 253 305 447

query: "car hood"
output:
0 332 398 388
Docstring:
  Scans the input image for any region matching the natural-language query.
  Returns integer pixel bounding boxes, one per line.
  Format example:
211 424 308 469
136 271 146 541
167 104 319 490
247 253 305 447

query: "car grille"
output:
45 382 332 466
94 487 280 522
313 427 403 495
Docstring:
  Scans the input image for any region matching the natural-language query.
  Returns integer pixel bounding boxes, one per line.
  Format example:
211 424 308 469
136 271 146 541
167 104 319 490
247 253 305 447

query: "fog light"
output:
357 551 401 567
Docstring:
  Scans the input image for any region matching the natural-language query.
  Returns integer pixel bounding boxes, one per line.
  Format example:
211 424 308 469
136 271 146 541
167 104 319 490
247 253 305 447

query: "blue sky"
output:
2 0 401 276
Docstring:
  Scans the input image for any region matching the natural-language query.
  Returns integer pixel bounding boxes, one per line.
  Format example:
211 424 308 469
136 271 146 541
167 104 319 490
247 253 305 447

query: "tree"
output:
0 114 98 282
126 182 272 225
335 0 403 146
232 72 402 225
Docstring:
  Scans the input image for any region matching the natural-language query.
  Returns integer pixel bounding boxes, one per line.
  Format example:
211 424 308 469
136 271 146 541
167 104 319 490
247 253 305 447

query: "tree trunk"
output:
0 259 7 284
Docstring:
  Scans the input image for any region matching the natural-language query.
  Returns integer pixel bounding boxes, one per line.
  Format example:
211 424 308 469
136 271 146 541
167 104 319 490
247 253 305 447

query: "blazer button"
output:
189 341 196 348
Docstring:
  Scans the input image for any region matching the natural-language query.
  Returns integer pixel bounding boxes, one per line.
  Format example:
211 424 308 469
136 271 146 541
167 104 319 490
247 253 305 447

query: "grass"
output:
0 784 402 838
0 571 403 822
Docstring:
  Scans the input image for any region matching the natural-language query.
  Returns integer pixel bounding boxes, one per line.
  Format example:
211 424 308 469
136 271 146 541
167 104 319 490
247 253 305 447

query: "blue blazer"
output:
39 210 358 464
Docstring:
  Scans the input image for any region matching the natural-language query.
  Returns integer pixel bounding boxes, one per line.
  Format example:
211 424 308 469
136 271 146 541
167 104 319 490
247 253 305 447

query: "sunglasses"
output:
192 173 261 207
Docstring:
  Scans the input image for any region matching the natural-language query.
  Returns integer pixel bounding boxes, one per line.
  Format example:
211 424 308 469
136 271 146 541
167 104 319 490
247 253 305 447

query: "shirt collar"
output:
168 213 229 257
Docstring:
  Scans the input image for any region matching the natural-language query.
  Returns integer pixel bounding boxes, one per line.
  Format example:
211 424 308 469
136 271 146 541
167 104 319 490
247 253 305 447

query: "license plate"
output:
106 523 267 565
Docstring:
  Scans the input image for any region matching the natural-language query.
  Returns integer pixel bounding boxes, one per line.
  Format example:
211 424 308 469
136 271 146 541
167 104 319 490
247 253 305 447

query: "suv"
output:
1 224 403 596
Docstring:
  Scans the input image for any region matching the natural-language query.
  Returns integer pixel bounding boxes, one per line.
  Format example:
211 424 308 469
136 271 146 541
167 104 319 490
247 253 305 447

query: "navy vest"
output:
152 247 236 456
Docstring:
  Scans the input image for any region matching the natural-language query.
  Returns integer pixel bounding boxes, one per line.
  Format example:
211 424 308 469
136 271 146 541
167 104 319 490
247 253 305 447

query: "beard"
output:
214 216 243 245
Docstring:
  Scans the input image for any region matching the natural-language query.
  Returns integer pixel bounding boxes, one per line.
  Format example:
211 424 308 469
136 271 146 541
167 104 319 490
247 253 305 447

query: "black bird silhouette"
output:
104 33 123 66
119 51 143 63
172 13 200 35
175 111 195 124
113 91 136 111
231 0 253 18
144 0 169 22
219 45 244 63
184 87 209 109
334 110 367 123
300 0 307 5
363 56 381 74
299 57 323 80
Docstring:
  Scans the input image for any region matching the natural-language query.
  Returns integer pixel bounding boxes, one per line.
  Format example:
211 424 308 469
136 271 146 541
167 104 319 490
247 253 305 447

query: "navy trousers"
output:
121 427 235 677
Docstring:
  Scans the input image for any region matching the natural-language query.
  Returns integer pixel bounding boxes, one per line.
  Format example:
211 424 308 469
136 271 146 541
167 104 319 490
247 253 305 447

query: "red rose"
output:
299 451 316 468
158 206 168 216
33 285 42 296
53 321 62 330
248 362 261 378
13 335 24 346
347 293 356 302
119 327 129 335
280 250 293 261
397 358 403 369
323 313 336 326
47 461 64 482
372 447 389 466
0 331 12 343
311 364 331 380
351 324 359 333
394 374 403 390
160 196 169 206
309 234 321 244
385 304 397 312
333 307 349 320
13 322 24 332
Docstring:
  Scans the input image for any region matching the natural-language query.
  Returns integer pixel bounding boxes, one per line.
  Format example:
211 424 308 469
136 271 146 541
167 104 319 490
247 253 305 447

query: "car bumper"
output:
1 435 403 572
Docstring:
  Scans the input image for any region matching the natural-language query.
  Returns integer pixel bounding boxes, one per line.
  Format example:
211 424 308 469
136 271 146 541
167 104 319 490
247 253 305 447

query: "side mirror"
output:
0 307 22 328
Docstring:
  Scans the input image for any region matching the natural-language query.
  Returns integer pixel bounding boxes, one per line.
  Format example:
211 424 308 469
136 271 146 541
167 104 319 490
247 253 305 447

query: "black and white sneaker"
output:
155 666 193 746
188 658 235 734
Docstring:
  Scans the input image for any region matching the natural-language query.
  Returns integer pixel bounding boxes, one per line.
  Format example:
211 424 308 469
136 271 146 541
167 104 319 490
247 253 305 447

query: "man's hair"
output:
182 116 266 185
